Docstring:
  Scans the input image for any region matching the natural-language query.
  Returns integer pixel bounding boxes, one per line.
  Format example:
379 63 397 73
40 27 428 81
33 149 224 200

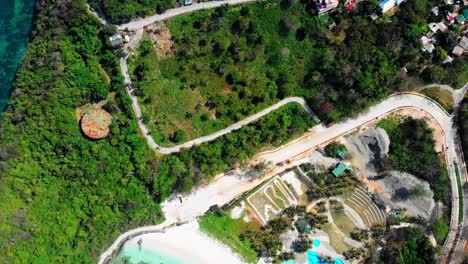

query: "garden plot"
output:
247 175 300 225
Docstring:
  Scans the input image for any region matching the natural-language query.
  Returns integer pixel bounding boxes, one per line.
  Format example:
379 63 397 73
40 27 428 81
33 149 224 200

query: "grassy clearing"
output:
321 223 352 253
199 213 259 263
344 200 369 228
422 87 455 113
330 206 356 236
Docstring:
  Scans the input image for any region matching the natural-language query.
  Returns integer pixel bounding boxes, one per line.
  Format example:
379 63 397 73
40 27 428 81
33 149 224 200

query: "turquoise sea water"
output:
112 241 183 264
0 0 35 114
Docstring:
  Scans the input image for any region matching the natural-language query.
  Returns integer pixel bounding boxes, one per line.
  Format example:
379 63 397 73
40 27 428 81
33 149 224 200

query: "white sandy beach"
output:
119 220 244 264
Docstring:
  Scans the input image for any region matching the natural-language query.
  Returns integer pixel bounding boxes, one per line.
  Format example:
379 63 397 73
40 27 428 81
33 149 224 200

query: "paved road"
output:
116 0 259 30
259 93 464 262
98 93 466 264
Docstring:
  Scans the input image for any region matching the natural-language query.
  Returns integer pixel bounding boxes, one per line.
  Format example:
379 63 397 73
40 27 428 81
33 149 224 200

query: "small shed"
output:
332 163 349 177
109 34 123 48
443 55 454 64
296 219 312 233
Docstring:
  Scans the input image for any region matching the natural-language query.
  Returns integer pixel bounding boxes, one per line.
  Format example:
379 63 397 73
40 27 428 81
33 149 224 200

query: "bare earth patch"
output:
148 22 175 59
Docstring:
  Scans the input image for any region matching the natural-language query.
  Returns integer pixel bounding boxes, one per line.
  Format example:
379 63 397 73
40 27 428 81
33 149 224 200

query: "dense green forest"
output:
379 227 436 263
378 117 449 204
0 1 316 261
130 0 468 146
89 0 175 23
0 0 164 262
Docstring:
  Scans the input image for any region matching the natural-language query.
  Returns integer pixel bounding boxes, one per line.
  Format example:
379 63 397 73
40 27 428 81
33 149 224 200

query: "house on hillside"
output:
379 0 404 13
452 45 465 56
420 36 435 53
438 21 448 32
109 34 123 48
315 0 340 14
428 22 440 33
459 36 468 50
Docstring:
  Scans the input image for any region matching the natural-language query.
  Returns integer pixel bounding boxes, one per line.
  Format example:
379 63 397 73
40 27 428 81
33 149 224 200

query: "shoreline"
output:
113 220 244 264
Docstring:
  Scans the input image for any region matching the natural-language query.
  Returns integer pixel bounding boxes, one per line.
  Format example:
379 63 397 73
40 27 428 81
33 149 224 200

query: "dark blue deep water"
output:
0 0 35 114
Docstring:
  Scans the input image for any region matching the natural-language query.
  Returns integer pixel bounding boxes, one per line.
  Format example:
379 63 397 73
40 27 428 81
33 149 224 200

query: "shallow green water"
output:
0 0 35 114
112 241 183 264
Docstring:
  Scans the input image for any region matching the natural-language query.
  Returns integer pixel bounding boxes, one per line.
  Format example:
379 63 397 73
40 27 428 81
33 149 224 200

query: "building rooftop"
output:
109 34 123 48
421 36 435 53
459 36 468 50
332 163 349 177
452 45 465 56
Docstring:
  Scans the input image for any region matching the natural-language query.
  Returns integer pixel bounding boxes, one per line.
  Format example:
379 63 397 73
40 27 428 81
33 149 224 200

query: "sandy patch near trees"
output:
147 22 175 59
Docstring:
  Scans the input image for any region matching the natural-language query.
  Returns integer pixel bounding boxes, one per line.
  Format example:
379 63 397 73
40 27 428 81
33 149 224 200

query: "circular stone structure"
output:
81 108 112 139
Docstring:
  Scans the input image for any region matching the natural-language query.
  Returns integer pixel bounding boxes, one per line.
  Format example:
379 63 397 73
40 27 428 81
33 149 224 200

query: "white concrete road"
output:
99 92 467 264
117 0 260 30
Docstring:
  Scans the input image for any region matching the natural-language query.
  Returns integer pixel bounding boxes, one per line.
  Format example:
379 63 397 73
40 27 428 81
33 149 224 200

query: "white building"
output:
109 34 123 48
428 23 439 33
379 0 404 13
421 36 435 53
